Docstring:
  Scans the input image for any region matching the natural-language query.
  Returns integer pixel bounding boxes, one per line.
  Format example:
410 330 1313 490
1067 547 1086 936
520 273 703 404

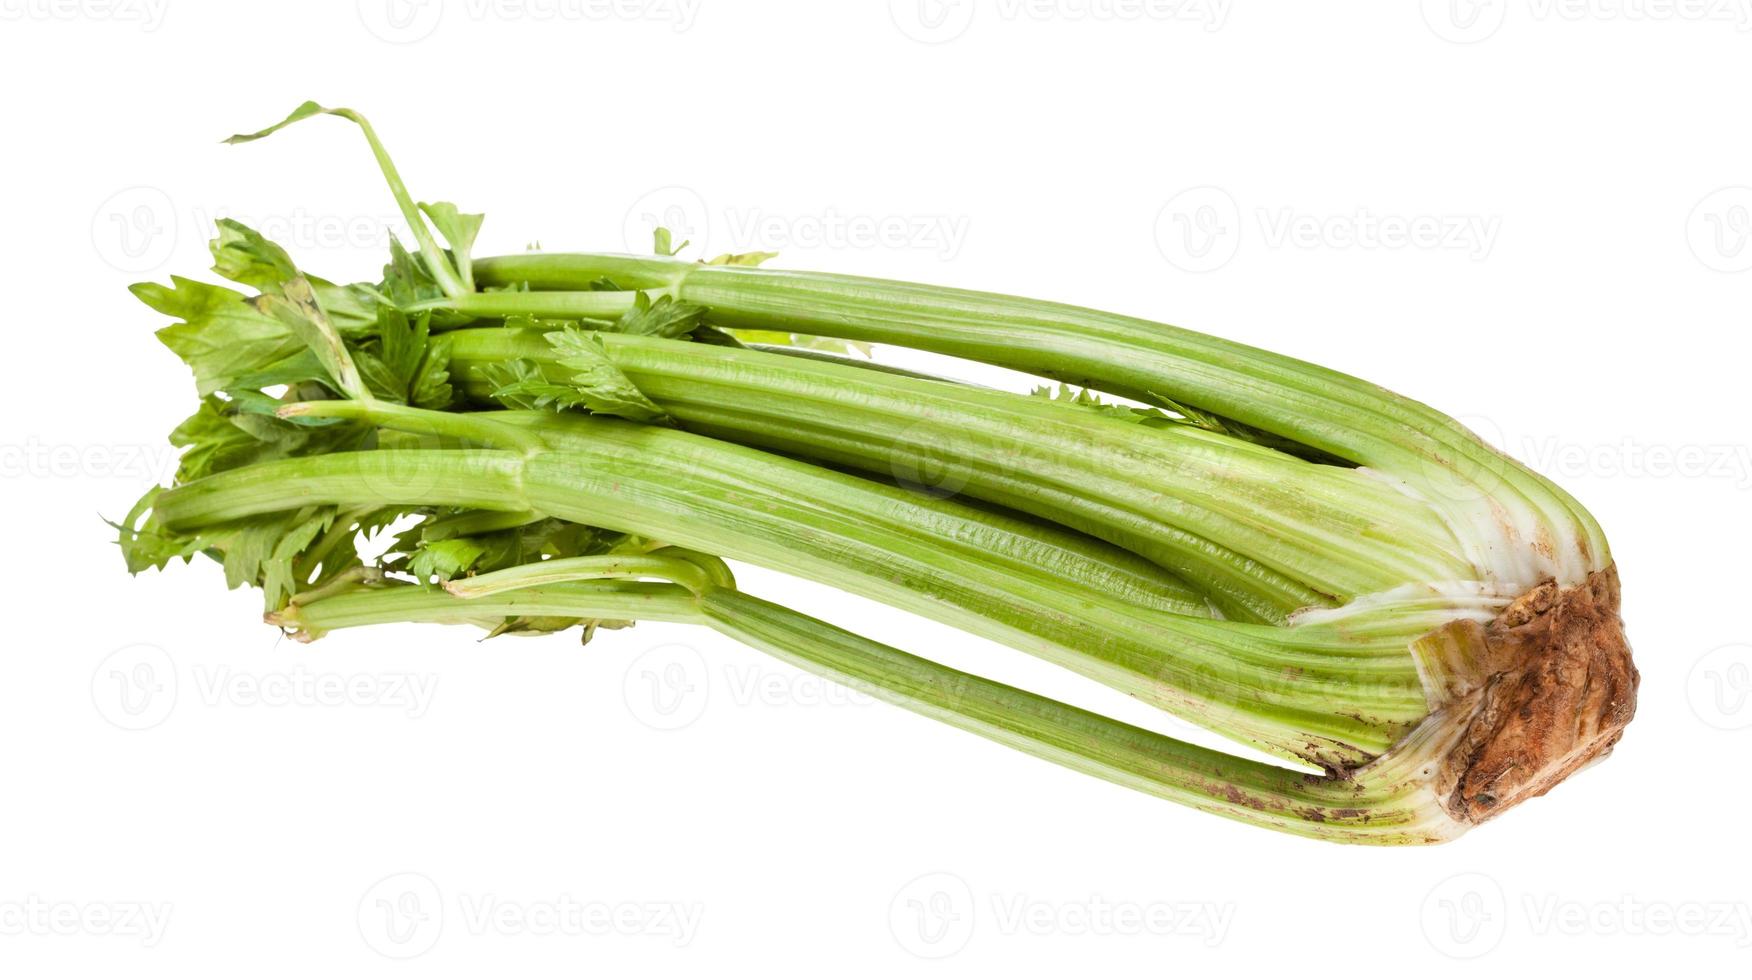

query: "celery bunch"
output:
117 104 1637 844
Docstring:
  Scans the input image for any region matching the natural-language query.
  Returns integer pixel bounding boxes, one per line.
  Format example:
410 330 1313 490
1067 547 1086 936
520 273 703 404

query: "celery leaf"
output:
612 291 706 339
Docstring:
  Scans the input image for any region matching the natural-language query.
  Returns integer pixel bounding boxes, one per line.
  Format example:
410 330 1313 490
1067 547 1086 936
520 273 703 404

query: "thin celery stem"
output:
444 551 722 598
278 581 709 633
276 579 1452 843
280 399 548 453
337 109 466 295
227 105 466 298
151 449 530 527
696 589 1450 844
409 289 651 320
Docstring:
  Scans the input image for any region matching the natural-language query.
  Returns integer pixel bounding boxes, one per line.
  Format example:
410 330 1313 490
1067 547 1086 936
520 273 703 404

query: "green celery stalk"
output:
472 252 1607 597
273 575 1461 844
446 326 1474 623
147 412 1433 769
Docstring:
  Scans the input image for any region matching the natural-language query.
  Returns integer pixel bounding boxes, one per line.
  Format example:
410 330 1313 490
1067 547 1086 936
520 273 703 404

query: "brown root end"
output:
1434 566 1638 825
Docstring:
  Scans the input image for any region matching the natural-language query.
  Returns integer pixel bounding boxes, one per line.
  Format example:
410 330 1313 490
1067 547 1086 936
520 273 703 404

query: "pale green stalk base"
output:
443 549 733 599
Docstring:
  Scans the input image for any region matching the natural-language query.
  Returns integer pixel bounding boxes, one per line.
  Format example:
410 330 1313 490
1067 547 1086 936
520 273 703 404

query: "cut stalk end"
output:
1415 566 1638 825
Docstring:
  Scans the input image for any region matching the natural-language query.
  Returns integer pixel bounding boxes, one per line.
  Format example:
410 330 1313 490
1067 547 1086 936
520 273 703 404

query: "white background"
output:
2 0 1749 975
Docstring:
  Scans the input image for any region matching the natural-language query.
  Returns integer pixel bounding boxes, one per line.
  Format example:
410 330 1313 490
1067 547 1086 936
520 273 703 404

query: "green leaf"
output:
111 487 206 574
208 219 378 333
441 517 640 638
219 519 279 593
611 292 707 339
418 201 483 284
379 306 428 383
704 250 779 267
379 236 444 307
407 538 488 584
381 237 426 305
170 398 285 482
311 280 381 334
168 396 367 483
353 349 407 403
228 349 331 391
1029 383 1185 428
478 358 587 412
1143 390 1232 433
289 505 403 598
209 219 298 292
200 506 336 610
252 277 368 400
484 331 669 423
168 400 253 482
418 509 544 543
339 304 435 404
373 242 473 331
400 518 617 608
485 615 598 639
524 519 603 561
544 328 669 423
114 482 346 609
653 227 688 257
136 277 305 396
223 100 335 144
260 509 335 610
410 334 454 409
